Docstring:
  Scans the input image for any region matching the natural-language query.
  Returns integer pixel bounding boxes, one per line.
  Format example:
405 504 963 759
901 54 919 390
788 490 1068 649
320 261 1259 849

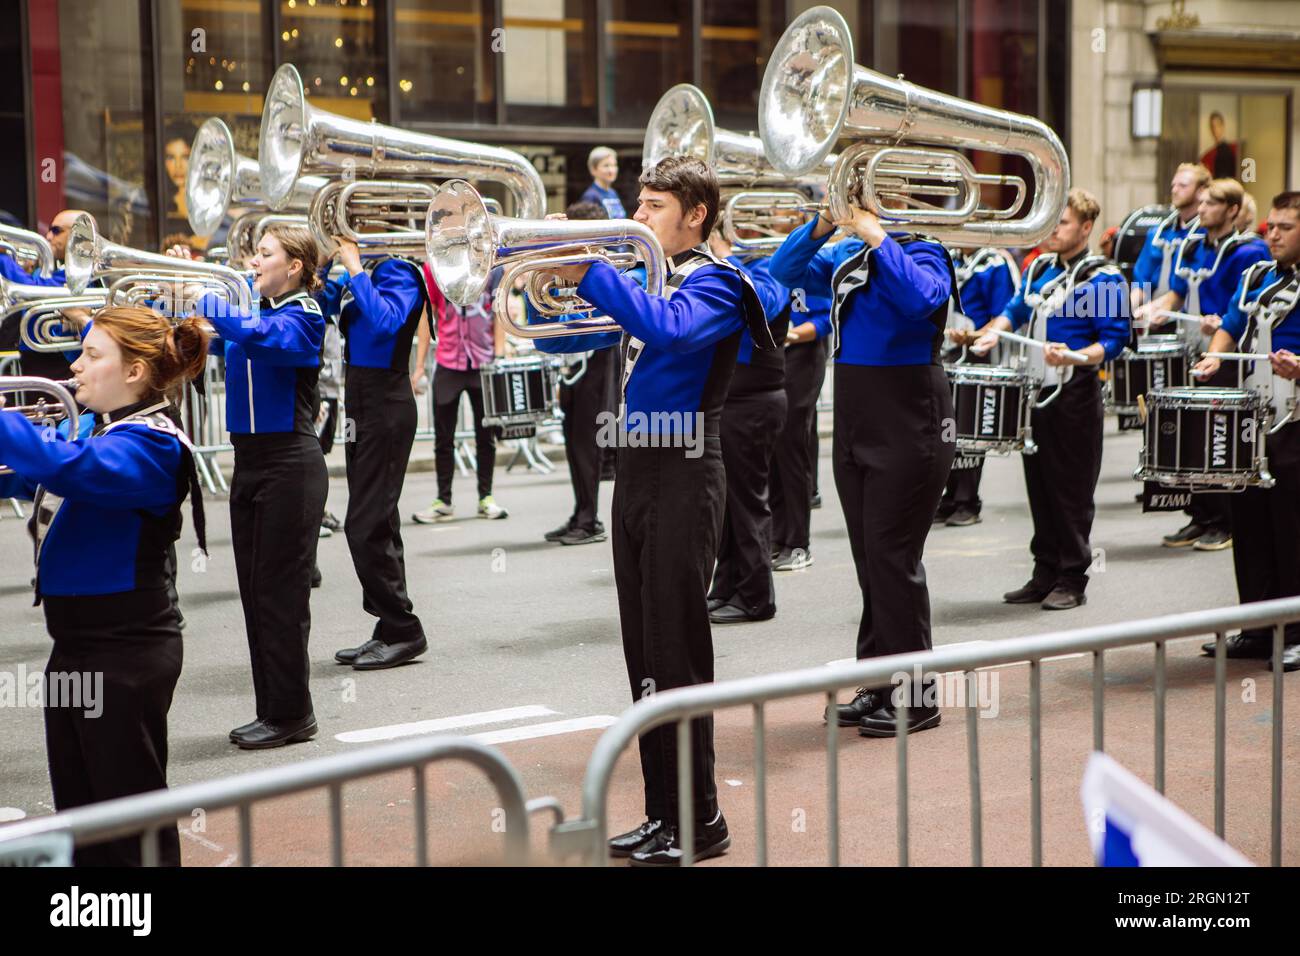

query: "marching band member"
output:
769 285 832 572
546 156 775 865
330 240 431 670
1192 190 1300 672
170 223 328 748
936 245 1018 527
1138 178 1271 552
770 185 957 738
1130 164 1210 312
970 189 1129 611
706 229 790 624
0 305 208 865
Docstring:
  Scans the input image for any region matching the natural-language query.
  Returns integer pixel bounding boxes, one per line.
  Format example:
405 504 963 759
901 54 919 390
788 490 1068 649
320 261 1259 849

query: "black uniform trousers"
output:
771 339 828 552
43 590 183 867
344 366 425 644
231 431 326 720
612 439 725 825
1185 362 1235 533
433 365 497 502
939 349 989 515
1230 422 1300 643
833 364 954 662
1022 372 1104 595
709 388 787 614
559 347 615 531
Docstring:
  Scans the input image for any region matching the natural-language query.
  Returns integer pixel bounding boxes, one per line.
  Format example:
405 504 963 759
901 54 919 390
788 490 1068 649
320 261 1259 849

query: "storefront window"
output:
604 0 690 129
877 0 958 95
502 0 597 127
281 0 381 116
395 0 496 124
700 0 784 131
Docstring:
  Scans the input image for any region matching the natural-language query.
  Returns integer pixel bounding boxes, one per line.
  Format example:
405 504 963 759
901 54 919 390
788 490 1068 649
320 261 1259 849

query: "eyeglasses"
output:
47 225 66 236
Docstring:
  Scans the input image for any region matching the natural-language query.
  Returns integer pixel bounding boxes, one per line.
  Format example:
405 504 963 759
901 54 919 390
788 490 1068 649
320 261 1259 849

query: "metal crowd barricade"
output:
553 596 1300 867
180 354 233 495
0 736 531 866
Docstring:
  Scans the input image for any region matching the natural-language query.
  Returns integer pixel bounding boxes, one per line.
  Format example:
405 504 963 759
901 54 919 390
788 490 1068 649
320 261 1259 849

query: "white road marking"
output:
335 705 558 743
0 807 26 822
467 716 617 745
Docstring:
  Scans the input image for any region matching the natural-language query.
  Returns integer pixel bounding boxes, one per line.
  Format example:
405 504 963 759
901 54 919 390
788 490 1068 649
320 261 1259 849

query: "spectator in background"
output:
579 146 626 219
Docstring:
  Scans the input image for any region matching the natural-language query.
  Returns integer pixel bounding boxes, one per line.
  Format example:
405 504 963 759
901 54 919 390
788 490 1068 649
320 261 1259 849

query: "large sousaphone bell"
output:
759 5 1069 247
258 64 547 221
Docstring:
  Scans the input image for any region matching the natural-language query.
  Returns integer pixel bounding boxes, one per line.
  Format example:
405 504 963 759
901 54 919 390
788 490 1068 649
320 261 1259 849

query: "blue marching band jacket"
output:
336 257 428 371
1222 261 1300 359
1132 211 1198 298
768 218 958 366
0 386 205 602
950 248 1018 328
195 287 325 436
726 254 792 395
1000 251 1131 367
1167 229 1272 350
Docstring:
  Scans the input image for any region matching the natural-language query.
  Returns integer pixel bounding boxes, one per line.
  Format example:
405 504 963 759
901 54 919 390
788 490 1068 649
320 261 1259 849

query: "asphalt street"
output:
0 414 1268 862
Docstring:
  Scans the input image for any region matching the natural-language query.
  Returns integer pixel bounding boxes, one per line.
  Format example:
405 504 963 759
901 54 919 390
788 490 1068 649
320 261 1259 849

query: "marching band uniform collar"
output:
261 289 311 310
1060 248 1091 271
98 398 170 427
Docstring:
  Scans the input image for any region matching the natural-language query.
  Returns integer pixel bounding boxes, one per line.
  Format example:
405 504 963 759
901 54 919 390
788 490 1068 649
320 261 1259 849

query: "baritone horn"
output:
424 180 666 340
259 64 546 219
758 5 1068 247
0 377 81 473
644 83 831 252
186 117 326 238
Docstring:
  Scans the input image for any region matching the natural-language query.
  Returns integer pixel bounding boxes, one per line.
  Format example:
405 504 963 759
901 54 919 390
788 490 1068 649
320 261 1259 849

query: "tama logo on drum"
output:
1212 413 1229 468
510 372 527 412
979 389 997 436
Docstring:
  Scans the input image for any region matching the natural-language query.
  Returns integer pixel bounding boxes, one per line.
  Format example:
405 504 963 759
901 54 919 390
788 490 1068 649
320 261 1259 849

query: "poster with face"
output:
1197 94 1240 181
162 116 203 253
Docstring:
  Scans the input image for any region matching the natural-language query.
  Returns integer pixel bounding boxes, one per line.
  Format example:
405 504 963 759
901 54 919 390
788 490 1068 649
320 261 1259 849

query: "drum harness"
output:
1238 262 1300 432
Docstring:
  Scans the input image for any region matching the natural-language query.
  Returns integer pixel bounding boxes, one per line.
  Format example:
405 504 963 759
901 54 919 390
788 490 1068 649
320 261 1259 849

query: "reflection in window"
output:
700 0 784 130
604 0 690 129
502 0 597 127
876 0 957 95
968 0 1038 219
56 0 152 248
395 0 495 124
281 0 380 118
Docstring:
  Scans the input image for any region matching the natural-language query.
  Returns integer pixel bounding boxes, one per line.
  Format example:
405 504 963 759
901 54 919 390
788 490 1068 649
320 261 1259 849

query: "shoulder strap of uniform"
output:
670 246 775 350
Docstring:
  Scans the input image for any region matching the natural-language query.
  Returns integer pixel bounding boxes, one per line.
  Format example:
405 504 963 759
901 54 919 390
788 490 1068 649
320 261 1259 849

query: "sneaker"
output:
412 499 455 524
1162 521 1205 548
809 493 822 510
772 547 813 571
544 519 575 542
321 510 342 532
1193 528 1233 551
318 524 333 538
478 495 508 519
945 508 981 527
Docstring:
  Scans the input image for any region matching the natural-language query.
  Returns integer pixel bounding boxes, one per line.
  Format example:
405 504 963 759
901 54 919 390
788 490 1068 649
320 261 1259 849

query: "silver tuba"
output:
224 211 315 269
186 117 326 238
644 83 832 253
424 180 665 340
65 214 252 315
258 64 547 221
758 5 1068 248
0 377 80 474
0 224 56 278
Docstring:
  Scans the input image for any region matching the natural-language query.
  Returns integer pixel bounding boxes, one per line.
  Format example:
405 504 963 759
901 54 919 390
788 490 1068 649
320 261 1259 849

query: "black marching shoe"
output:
1003 581 1053 604
1162 521 1206 548
1268 644 1300 672
608 818 667 858
709 603 776 625
228 719 261 743
334 638 383 664
933 505 956 525
544 519 575 542
827 686 883 726
352 635 429 670
946 508 981 527
235 714 318 750
858 702 941 738
1200 633 1276 660
627 812 731 867
706 597 730 613
559 525 608 546
1041 587 1086 611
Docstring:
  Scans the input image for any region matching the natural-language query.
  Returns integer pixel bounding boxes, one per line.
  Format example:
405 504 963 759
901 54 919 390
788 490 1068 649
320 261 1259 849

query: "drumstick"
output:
992 329 1090 363
1204 352 1270 362
1156 310 1208 325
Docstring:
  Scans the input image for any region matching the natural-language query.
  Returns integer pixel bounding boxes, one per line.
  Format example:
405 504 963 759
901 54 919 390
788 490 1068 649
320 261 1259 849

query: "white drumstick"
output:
1156 310 1209 325
993 328 1089 363
1192 351 1269 379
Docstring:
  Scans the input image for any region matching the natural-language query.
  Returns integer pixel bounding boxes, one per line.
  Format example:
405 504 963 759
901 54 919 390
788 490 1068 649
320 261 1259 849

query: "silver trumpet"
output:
424 180 666 340
758 5 1068 247
0 376 81 474
644 83 832 253
258 64 546 219
0 224 56 278
64 214 252 315
186 117 326 238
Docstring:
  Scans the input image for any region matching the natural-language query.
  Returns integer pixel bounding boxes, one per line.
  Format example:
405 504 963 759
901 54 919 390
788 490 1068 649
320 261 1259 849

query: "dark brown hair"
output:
638 156 720 240
262 221 323 294
92 305 210 403
565 200 607 220
1272 191 1300 214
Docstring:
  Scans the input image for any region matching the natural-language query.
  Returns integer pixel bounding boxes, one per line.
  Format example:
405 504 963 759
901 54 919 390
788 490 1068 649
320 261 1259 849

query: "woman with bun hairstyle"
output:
0 305 209 866
167 222 327 750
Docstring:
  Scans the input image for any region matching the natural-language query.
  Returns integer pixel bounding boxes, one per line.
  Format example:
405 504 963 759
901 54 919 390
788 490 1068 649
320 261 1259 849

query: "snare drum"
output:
480 356 558 429
1139 386 1271 490
1106 337 1188 412
946 364 1033 454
